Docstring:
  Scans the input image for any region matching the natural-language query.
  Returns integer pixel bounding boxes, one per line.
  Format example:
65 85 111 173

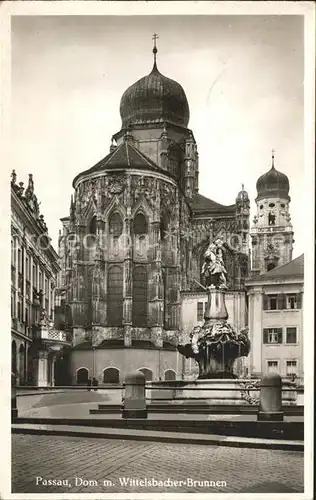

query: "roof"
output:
119 61 190 129
73 141 161 187
247 254 304 284
190 193 235 215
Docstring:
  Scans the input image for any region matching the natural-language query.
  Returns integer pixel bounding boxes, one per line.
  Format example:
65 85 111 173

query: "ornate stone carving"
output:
237 380 261 405
132 175 157 209
109 179 124 195
160 182 176 209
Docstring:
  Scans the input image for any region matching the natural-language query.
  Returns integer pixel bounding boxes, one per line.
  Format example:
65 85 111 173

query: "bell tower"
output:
251 151 294 275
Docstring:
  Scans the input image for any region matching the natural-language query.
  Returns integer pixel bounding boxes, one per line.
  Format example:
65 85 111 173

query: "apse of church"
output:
57 38 251 382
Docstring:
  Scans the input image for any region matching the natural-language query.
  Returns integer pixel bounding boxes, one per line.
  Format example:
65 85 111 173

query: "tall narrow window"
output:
86 216 97 249
160 212 169 241
107 265 123 326
109 212 123 237
133 213 148 258
197 302 204 321
133 265 148 327
133 213 147 235
109 212 123 257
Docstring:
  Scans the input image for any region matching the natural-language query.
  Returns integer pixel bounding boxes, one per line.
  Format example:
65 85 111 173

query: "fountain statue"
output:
178 237 250 379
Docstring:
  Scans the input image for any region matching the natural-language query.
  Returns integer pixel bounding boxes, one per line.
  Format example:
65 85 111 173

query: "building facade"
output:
11 171 70 386
246 255 304 380
247 152 303 381
57 44 250 384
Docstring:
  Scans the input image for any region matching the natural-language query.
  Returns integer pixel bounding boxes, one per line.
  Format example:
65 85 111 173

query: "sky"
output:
11 15 304 256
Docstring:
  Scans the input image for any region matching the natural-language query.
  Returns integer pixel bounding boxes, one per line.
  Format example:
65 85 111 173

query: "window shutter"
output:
277 328 283 344
296 292 302 309
263 329 269 343
263 295 269 310
277 293 286 310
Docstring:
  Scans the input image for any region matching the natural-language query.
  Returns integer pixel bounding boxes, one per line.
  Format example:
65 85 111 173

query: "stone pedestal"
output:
204 289 228 321
257 373 284 421
122 371 147 418
33 350 49 387
11 373 18 421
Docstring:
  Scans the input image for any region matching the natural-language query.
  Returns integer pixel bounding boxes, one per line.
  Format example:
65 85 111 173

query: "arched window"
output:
268 212 276 226
89 216 97 234
107 265 123 326
86 216 97 250
133 213 147 235
160 212 169 241
19 344 25 385
109 212 123 238
132 265 148 327
76 367 89 384
133 213 148 258
164 369 176 381
267 263 276 271
103 367 120 384
138 368 153 381
11 340 17 376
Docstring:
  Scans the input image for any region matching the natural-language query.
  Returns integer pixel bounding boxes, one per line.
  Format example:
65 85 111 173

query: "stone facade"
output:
246 255 304 381
57 51 250 383
11 171 69 387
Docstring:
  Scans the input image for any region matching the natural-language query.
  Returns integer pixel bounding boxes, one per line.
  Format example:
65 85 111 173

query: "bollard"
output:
11 372 18 422
122 371 147 419
257 373 284 421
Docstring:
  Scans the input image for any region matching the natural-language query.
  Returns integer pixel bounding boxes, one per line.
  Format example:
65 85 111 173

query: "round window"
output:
269 203 275 208
259 205 264 210
281 203 285 208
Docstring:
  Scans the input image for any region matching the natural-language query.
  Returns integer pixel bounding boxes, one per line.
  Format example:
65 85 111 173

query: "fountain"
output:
147 237 296 406
174 237 253 405
178 238 250 379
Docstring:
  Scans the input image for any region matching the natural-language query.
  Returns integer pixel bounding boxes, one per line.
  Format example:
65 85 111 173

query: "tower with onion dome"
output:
250 150 294 275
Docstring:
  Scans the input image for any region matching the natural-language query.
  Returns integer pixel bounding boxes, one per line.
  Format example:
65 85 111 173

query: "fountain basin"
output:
147 379 297 406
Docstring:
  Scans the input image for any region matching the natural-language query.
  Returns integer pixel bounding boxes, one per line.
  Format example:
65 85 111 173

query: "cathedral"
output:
55 40 293 384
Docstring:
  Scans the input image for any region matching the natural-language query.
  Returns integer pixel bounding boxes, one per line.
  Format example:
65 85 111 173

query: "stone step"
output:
14 416 304 441
95 403 303 416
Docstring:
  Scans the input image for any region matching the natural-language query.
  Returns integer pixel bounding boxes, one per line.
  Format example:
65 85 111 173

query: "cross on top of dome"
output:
272 148 275 168
152 33 159 68
119 34 190 129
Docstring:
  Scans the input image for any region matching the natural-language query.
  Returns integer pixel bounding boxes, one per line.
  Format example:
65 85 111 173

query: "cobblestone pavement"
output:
12 434 304 494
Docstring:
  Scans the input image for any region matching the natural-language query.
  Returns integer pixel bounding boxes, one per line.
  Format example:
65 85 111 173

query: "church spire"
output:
152 33 159 69
271 148 275 169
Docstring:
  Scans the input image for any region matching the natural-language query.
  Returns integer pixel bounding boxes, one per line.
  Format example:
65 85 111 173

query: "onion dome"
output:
236 184 249 203
119 35 190 129
256 151 290 201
